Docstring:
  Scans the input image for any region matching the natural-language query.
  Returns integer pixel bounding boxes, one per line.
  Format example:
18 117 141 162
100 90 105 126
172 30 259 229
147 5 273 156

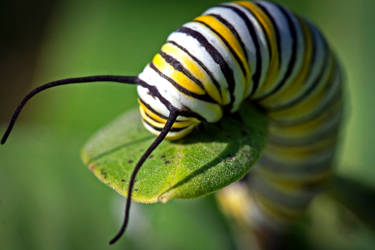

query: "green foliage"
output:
82 101 268 203
2 0 375 249
0 126 236 250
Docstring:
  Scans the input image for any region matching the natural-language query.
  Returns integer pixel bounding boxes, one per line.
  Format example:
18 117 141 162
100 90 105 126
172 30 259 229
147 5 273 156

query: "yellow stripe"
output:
138 99 166 123
194 15 251 97
269 56 336 120
161 43 223 104
268 98 342 138
265 135 338 158
257 167 332 191
138 99 199 129
260 17 313 106
142 120 197 141
254 192 301 220
235 1 279 97
139 107 165 129
152 54 206 95
167 126 196 141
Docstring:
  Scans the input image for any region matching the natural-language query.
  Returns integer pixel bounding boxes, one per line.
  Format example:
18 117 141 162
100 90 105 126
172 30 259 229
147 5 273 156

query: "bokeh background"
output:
1 0 374 249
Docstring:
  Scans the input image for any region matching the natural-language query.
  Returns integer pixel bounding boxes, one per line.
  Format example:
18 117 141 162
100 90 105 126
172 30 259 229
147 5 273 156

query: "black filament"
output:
109 110 179 245
1 75 138 144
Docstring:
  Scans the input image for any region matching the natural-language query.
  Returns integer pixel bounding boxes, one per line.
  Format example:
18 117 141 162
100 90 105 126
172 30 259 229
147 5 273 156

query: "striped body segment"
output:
137 0 343 227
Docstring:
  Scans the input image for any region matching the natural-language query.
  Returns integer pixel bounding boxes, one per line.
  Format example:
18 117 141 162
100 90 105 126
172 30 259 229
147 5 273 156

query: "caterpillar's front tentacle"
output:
1 75 138 144
109 109 179 245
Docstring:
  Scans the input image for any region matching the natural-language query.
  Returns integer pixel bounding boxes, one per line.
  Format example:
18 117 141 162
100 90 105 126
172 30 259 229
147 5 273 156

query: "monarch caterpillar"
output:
1 0 343 246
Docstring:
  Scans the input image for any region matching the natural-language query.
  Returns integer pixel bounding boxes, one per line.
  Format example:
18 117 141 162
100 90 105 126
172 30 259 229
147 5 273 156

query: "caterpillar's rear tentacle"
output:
109 109 179 245
1 75 138 145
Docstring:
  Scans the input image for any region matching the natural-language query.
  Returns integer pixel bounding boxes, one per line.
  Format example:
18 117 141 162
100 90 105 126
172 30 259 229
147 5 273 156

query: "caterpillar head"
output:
137 73 207 140
136 49 226 140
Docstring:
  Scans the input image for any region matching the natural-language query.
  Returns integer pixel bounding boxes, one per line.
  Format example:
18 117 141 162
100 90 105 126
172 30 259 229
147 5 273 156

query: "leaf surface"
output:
81 101 268 203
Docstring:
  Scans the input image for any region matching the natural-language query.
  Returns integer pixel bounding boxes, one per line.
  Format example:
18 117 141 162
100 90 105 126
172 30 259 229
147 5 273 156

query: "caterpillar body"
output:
1 0 343 244
138 0 343 229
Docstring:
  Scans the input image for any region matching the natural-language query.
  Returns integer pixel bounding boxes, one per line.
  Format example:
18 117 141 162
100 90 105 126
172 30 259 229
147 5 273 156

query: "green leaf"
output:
81 101 268 203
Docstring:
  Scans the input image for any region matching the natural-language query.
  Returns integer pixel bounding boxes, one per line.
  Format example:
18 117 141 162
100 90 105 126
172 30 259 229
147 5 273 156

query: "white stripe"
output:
137 85 170 118
256 1 293 90
265 6 305 98
203 6 257 97
139 65 223 122
183 21 245 112
268 108 342 143
227 3 270 92
167 31 231 105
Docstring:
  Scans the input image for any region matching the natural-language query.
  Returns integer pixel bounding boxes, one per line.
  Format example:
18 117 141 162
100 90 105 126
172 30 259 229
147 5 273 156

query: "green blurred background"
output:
1 0 374 249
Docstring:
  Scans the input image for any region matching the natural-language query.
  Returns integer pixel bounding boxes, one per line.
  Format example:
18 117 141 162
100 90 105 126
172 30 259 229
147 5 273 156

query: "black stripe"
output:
258 154 334 175
167 41 223 101
150 62 215 103
258 15 318 106
239 4 272 62
143 110 193 129
138 79 206 121
159 51 218 104
251 177 318 208
137 80 175 112
218 4 263 96
177 26 236 108
143 118 191 133
255 2 282 67
268 119 341 146
193 19 249 79
255 3 298 100
268 132 338 150
207 13 249 61
268 136 337 154
270 83 342 127
144 109 166 123
298 21 319 88
138 97 168 120
159 52 205 89
269 32 330 111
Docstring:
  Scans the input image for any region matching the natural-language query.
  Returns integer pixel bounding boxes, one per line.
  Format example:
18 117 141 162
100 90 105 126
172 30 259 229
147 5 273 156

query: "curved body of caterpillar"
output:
1 0 344 244
137 1 343 227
